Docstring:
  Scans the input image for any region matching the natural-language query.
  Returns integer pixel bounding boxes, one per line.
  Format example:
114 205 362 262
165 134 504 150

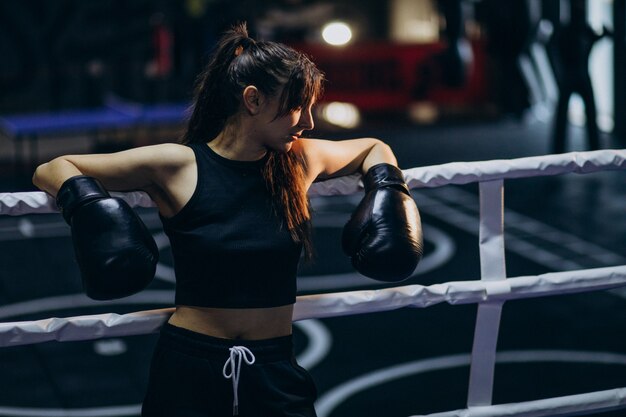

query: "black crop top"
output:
160 142 303 308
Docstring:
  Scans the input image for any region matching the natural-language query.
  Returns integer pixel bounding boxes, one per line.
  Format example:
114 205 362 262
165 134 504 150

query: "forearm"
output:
360 140 398 174
32 157 83 197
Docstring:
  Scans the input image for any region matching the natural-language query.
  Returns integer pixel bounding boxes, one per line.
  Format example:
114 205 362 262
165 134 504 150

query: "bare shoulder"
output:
292 138 319 162
139 143 198 217
141 142 195 170
126 142 197 185
292 138 326 184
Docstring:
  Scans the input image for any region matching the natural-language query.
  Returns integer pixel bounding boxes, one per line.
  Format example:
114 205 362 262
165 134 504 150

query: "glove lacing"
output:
222 346 256 415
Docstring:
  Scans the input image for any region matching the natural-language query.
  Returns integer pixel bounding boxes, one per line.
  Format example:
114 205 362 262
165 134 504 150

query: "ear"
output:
242 86 263 115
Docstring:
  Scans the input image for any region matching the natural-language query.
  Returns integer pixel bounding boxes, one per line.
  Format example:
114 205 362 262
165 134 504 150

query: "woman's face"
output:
255 94 315 153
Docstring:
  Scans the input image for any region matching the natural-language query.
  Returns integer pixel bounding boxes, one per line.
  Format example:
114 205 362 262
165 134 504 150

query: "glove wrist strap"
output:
56 175 110 224
363 163 410 195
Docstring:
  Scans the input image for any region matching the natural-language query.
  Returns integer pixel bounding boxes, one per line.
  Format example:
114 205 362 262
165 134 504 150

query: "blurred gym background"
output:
1 2 626 416
0 0 624 190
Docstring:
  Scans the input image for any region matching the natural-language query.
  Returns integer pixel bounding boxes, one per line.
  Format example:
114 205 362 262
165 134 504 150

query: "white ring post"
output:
467 180 507 406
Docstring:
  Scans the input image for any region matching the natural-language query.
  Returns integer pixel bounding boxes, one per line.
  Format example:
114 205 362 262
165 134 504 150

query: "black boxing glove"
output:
57 176 158 300
342 163 423 282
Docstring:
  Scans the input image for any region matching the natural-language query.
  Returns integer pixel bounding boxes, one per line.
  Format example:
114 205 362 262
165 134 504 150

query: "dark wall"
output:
0 0 243 113
0 0 539 119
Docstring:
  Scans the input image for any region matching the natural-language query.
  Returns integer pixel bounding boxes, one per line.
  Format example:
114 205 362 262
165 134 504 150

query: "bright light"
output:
321 102 361 129
408 102 439 124
322 22 352 46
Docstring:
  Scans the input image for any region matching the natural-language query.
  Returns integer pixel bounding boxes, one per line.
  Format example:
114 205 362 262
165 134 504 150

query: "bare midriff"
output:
168 304 294 340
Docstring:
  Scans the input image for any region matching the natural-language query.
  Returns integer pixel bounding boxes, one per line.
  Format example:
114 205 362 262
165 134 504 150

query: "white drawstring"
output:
222 346 256 416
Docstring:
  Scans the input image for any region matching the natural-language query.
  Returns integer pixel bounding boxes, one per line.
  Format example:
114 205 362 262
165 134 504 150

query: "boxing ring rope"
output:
1 149 626 417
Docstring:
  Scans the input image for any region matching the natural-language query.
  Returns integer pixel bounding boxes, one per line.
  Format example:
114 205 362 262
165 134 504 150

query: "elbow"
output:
373 139 393 156
32 161 51 190
361 139 397 173
32 157 77 196
379 141 394 159
369 137 389 149
32 157 62 186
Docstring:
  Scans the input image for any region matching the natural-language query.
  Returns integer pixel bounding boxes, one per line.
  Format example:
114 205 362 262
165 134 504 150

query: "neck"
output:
209 121 267 161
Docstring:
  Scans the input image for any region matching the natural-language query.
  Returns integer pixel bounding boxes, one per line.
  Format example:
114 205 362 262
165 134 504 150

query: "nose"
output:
298 107 314 131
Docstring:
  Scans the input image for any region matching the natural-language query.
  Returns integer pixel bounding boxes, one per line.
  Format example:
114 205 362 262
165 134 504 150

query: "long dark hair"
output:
182 23 324 260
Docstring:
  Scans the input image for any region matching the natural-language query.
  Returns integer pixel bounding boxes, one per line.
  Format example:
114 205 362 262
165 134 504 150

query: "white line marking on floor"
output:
416 187 626 271
294 319 333 370
315 350 626 417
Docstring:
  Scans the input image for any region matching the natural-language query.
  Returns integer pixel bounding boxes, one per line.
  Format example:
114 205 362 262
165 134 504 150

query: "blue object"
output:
0 102 191 175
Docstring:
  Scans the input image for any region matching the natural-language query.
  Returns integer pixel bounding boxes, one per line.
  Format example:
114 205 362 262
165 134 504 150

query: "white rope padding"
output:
0 309 172 348
1 149 625 417
1 265 625 347
0 190 155 216
1 150 625 215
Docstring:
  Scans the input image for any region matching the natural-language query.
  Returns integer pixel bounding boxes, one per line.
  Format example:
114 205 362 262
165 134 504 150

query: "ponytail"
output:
182 23 251 144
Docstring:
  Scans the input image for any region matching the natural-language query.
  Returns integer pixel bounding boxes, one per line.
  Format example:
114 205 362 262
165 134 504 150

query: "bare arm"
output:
33 143 184 194
300 138 421 282
296 137 398 184
32 143 196 216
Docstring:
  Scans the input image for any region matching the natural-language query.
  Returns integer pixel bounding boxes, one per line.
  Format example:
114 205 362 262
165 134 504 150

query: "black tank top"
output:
160 142 302 308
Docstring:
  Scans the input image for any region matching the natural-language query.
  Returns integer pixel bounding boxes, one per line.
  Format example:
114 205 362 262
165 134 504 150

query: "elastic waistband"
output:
158 322 293 363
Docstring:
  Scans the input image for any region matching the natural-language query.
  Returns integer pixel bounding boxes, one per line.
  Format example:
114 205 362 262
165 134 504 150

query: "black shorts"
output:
142 322 318 417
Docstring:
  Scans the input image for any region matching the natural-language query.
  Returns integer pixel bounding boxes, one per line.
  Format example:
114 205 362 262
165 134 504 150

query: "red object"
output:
292 41 489 111
153 23 174 78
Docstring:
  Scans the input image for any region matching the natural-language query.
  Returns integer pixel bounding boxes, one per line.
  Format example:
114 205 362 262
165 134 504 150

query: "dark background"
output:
0 1 625 416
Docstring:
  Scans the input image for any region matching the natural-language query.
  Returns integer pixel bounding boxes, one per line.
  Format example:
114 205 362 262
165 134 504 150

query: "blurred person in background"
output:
546 0 611 153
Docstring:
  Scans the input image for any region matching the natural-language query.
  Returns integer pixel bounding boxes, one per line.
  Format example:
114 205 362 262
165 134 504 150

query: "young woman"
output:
33 23 422 417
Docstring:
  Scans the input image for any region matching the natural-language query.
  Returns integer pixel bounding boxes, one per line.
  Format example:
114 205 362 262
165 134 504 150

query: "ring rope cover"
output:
1 149 625 417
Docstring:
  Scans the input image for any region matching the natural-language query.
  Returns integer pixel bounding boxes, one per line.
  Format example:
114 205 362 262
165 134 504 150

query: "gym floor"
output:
1 115 625 416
